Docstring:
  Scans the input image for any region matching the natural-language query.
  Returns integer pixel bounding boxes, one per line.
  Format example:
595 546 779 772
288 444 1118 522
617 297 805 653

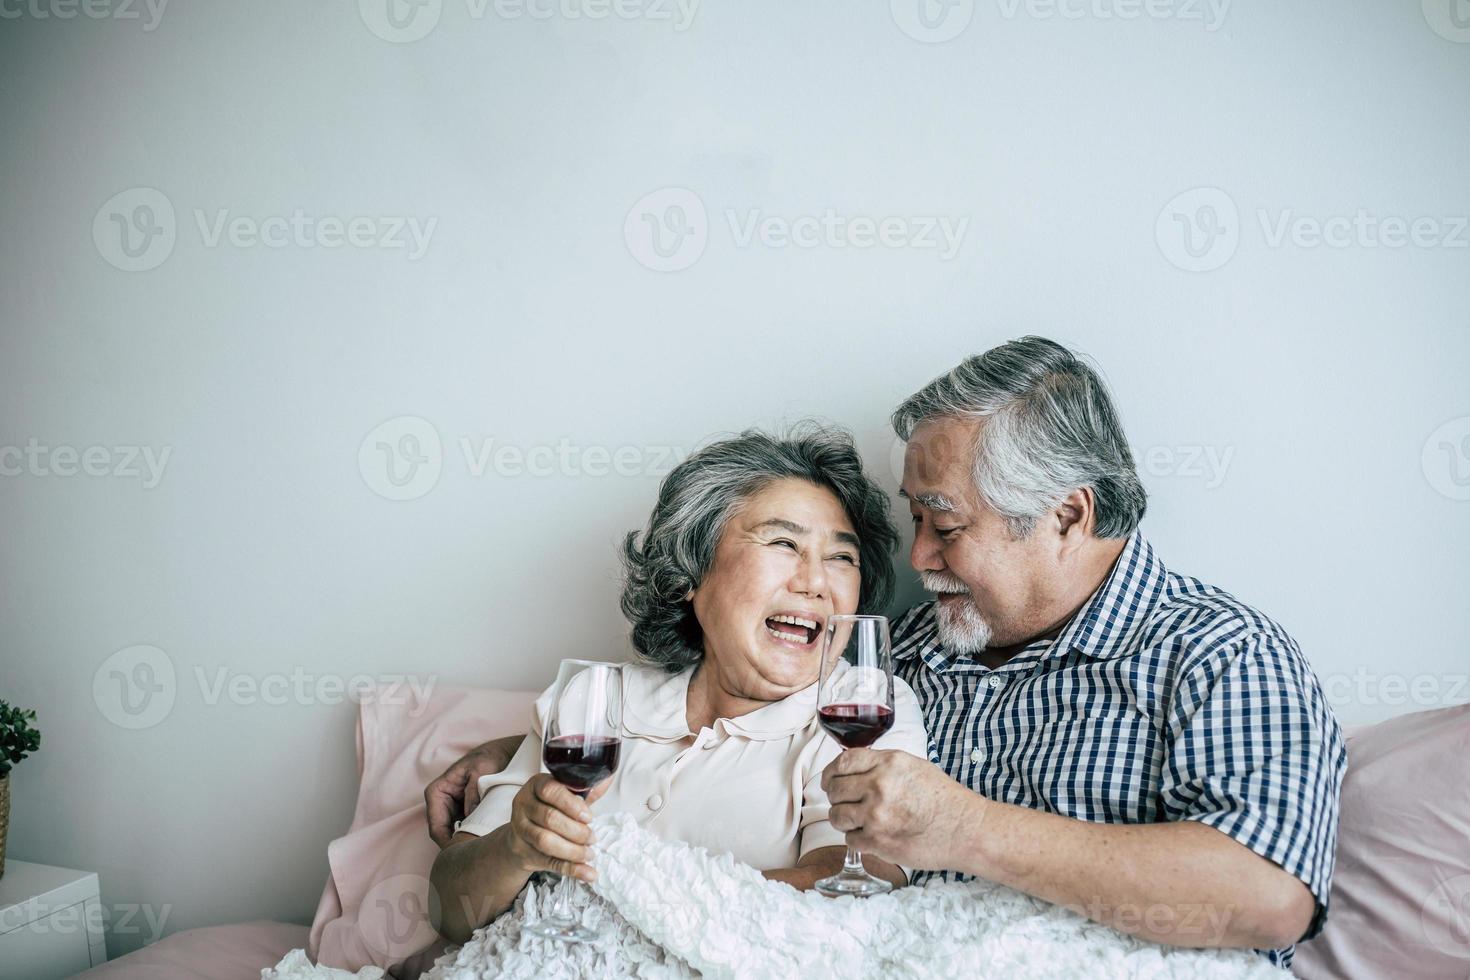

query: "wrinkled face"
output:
901 416 1059 654
690 478 863 702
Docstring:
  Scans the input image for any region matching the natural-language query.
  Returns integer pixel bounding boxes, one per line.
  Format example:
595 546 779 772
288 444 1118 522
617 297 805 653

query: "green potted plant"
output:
0 701 41 879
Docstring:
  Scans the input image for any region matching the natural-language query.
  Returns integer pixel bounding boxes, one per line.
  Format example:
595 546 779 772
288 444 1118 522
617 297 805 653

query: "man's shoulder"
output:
1141 567 1303 672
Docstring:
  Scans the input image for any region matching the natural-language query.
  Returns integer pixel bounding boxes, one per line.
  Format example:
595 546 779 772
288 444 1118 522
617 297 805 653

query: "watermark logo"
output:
361 874 440 959
1422 417 1470 501
1159 188 1469 271
890 0 974 42
0 439 171 488
1422 873 1470 956
726 209 968 259
1156 187 1239 272
995 0 1229 30
625 187 708 272
359 416 444 502
625 188 970 271
1321 668 1469 710
93 645 177 730
359 0 442 42
0 0 169 30
93 189 437 272
1423 0 1470 42
93 187 176 272
359 417 686 500
1139 444 1235 489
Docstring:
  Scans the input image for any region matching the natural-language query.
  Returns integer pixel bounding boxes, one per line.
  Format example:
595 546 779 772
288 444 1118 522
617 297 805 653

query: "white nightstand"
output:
0 860 107 980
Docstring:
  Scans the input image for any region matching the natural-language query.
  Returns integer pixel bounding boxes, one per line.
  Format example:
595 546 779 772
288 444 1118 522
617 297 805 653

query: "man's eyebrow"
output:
911 491 959 513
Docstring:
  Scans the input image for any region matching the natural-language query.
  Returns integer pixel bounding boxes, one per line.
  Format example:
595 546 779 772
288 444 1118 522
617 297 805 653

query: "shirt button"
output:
647 794 664 811
986 674 1004 689
969 747 985 764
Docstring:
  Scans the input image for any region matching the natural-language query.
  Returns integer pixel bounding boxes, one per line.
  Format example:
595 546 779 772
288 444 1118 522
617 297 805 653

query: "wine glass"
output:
815 614 896 898
523 659 623 943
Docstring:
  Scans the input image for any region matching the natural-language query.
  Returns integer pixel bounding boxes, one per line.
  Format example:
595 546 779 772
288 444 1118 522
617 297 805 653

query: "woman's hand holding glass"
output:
505 773 610 884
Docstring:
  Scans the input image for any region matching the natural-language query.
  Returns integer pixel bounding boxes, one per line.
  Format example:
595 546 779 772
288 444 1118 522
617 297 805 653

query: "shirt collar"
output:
1047 532 1165 661
619 663 819 743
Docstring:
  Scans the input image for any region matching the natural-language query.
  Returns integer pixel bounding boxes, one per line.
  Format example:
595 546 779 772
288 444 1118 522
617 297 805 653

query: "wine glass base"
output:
815 871 894 898
523 918 599 943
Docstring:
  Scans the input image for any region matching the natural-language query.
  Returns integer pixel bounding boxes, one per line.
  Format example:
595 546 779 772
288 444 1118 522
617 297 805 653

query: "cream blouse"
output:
456 662 930 871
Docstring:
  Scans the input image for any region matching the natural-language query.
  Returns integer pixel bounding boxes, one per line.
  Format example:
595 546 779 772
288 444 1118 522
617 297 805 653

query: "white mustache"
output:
920 571 970 595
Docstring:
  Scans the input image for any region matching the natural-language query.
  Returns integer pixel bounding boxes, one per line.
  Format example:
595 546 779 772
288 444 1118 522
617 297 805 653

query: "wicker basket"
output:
0 772 9 879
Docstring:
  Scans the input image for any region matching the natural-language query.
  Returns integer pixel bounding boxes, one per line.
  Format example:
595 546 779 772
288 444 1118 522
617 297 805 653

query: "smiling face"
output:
901 416 1066 655
689 478 863 703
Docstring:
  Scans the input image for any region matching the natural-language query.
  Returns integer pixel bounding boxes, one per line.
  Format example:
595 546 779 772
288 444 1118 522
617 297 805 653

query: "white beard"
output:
920 571 993 655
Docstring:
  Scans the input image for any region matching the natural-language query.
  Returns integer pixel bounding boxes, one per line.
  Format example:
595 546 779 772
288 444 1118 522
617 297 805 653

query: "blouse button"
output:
647 793 664 811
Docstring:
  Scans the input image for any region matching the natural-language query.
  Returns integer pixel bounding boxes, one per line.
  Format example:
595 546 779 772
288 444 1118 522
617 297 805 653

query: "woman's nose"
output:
790 551 829 598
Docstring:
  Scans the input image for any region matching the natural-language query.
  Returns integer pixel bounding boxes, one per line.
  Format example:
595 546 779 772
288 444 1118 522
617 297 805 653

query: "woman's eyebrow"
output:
751 518 859 548
751 518 808 536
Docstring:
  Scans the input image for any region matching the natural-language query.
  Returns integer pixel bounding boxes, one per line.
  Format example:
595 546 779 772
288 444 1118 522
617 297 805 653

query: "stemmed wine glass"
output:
815 614 896 898
523 659 623 943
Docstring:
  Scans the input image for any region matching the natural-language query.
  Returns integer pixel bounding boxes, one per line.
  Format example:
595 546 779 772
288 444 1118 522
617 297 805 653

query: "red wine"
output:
543 735 622 796
818 703 894 749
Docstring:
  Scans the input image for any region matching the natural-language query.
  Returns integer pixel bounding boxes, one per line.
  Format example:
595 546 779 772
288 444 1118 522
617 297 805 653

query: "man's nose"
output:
910 523 945 573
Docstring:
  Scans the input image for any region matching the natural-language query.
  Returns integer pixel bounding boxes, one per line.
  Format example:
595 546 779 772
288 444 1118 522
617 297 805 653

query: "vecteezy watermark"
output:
93 187 176 272
996 0 1229 29
1157 187 1470 272
93 645 177 730
1422 0 1470 43
358 0 698 43
358 416 686 501
1155 187 1240 272
1062 897 1237 944
1422 873 1470 957
1139 444 1235 490
1320 668 1470 710
0 439 171 488
624 188 970 272
0 0 168 30
16 900 171 945
93 188 437 272
890 0 975 43
623 187 708 273
93 644 438 729
1422 417 1470 501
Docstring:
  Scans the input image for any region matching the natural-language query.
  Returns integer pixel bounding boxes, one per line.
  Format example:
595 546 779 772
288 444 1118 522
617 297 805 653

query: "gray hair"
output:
620 424 898 672
891 336 1146 539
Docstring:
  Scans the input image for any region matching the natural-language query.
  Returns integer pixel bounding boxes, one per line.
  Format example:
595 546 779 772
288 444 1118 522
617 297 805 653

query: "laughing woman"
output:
430 427 930 943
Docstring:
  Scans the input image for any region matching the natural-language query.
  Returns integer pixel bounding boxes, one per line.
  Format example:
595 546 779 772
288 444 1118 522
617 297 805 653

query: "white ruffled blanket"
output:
265 813 1281 979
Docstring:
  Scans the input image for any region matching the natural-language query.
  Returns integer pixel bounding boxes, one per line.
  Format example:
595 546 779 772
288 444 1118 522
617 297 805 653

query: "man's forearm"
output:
430 828 531 944
951 796 1315 950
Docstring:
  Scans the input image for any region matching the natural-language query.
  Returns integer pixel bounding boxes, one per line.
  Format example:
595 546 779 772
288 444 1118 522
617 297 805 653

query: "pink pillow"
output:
307 683 536 979
1293 703 1470 979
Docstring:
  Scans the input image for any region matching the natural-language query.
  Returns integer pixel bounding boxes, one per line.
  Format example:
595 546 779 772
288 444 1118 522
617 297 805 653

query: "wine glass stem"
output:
551 872 577 920
843 845 866 877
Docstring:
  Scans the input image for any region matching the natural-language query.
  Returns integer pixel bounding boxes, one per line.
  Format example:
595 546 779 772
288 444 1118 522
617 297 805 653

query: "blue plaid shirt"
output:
893 533 1346 969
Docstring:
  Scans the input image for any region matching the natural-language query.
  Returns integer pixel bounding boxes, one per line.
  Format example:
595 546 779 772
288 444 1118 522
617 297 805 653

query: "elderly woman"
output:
429 427 929 943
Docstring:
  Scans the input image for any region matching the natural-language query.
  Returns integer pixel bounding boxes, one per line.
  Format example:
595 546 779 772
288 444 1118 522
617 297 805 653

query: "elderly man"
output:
427 337 1345 969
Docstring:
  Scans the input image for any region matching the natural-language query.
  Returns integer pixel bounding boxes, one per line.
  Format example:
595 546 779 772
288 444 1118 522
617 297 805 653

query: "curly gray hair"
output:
620 425 898 672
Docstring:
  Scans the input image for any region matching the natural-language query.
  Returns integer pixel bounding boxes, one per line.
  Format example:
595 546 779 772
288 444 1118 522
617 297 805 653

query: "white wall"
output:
2 0 1466 960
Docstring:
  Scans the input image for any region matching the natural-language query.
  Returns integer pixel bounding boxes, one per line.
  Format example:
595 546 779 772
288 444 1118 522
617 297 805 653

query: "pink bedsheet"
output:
73 920 308 980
